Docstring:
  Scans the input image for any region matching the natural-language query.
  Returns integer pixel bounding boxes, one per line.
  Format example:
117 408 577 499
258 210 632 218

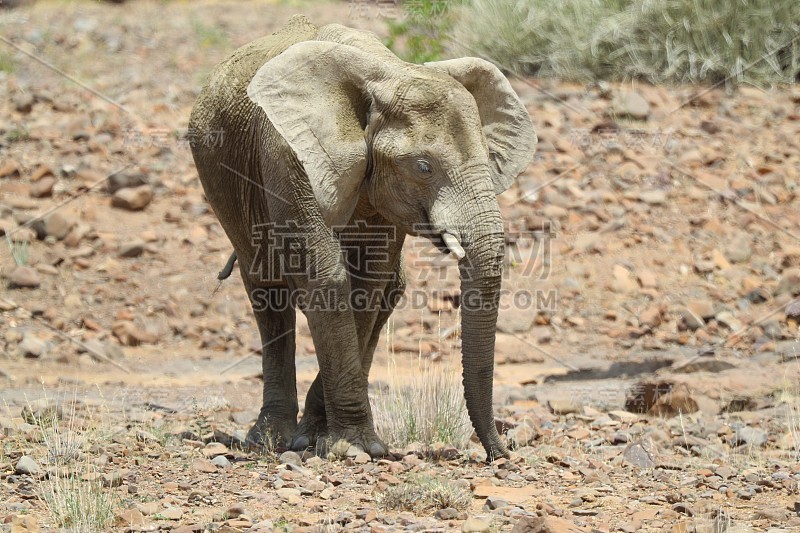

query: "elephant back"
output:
189 15 319 137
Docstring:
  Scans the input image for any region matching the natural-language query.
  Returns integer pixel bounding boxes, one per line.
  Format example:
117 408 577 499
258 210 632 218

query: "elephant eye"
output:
416 160 433 174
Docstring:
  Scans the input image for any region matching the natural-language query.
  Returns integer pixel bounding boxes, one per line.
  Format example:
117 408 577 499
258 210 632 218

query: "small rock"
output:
111 185 153 211
612 264 637 293
639 305 663 328
118 240 145 258
734 427 768 447
136 501 161 516
725 234 752 263
686 299 715 319
12 92 35 113
112 320 157 346
497 309 535 333
19 333 46 358
304 479 326 492
15 455 40 475
279 451 303 466
8 266 40 289
484 496 509 510
507 422 538 447
29 176 55 198
107 170 149 195
211 455 230 468
80 340 125 360
160 507 183 520
0 160 21 178
102 471 124 488
44 212 74 240
637 269 658 288
462 516 491 533
435 508 459 520
116 509 145 527
777 268 800 296
676 306 704 330
277 487 302 501
9 515 39 532
226 504 246 519
542 205 567 219
354 452 371 464
191 458 217 473
714 465 736 479
615 91 650 120
623 438 657 469
638 190 667 205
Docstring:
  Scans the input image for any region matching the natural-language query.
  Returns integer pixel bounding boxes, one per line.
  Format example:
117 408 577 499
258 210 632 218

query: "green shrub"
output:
385 0 463 63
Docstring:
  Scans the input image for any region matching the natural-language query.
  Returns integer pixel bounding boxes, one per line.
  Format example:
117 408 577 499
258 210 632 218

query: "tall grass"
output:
24 396 117 532
371 358 473 450
453 0 800 86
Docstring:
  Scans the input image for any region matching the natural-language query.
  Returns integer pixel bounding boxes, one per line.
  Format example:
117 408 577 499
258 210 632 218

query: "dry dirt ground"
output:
1 1 800 532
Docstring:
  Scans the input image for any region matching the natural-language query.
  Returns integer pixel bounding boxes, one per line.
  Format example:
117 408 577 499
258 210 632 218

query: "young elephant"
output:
189 15 536 460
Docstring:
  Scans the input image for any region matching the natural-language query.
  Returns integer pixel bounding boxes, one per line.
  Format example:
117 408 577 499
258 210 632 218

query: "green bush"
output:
449 0 800 85
385 0 463 63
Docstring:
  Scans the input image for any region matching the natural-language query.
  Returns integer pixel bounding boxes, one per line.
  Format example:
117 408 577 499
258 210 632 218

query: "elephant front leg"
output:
300 264 388 457
292 225 405 455
291 268 404 453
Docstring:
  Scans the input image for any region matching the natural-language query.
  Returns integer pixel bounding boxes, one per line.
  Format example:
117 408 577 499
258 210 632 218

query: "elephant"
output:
189 15 536 460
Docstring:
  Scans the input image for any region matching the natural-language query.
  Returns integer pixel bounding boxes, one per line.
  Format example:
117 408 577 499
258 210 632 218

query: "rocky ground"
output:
1 1 799 532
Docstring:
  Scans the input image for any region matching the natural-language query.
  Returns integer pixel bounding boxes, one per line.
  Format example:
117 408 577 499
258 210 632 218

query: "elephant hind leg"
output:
290 377 326 451
242 277 299 449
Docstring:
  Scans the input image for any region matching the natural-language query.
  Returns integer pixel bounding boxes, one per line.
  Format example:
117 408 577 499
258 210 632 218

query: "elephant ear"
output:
247 41 381 225
425 58 536 195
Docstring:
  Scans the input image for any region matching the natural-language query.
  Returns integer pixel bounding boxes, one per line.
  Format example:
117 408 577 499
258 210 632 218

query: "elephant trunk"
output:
430 179 509 461
458 214 509 460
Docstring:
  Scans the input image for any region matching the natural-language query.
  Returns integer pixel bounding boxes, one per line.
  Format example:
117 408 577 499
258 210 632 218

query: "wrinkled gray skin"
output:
189 15 536 460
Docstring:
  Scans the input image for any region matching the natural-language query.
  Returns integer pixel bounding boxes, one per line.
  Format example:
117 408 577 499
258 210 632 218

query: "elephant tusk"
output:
442 232 465 260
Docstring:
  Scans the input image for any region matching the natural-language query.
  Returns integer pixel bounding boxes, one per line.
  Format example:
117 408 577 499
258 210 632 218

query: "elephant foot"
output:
316 426 389 459
289 412 327 451
245 413 297 450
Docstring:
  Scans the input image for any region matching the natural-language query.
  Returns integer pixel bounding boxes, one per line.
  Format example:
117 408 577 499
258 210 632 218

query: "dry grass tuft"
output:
25 396 117 532
371 357 473 450
377 474 471 513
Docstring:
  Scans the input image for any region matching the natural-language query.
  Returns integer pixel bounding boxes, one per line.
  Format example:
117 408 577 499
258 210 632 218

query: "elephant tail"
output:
217 252 238 281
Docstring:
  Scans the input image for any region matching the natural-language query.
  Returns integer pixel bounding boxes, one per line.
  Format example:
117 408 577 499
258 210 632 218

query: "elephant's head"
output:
247 27 536 460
